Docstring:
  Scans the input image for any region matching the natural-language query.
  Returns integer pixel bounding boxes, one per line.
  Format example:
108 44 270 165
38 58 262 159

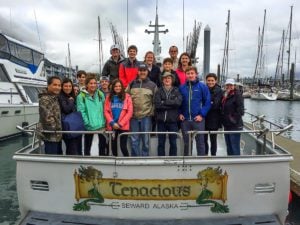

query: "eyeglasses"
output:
170 50 178 53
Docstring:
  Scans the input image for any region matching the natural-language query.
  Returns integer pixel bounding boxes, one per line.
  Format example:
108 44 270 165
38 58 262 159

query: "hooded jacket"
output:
102 56 125 81
76 90 106 131
179 79 211 120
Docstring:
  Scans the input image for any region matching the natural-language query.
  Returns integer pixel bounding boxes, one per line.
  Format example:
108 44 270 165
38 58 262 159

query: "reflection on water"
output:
244 99 300 141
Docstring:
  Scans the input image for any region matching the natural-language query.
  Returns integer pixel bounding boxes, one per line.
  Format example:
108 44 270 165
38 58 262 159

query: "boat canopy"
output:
0 33 44 72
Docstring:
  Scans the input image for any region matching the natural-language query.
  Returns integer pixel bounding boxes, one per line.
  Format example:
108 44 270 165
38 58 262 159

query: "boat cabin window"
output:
23 86 40 103
0 64 10 82
9 42 33 64
32 50 43 66
0 35 10 59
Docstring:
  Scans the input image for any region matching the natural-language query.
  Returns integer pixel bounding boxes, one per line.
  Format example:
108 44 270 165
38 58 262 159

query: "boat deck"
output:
20 211 282 225
244 121 300 196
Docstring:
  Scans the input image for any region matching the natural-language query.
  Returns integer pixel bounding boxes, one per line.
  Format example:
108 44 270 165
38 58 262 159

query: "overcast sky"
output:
0 0 299 78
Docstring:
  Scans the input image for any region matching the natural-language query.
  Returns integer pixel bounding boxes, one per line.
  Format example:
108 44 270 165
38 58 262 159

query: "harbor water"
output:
0 99 300 225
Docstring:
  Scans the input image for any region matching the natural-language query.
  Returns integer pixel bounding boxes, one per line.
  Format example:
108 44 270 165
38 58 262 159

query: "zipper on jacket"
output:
188 82 192 121
163 87 172 122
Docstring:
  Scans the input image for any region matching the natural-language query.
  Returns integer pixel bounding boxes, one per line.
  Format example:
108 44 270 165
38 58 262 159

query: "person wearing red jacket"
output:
104 79 133 156
119 45 141 88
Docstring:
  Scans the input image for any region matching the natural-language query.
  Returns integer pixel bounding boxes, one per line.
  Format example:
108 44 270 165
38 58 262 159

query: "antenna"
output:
144 0 168 63
34 9 43 52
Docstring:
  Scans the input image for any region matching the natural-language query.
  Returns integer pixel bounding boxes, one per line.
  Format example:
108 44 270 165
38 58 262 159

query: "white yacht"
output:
277 89 300 101
250 89 278 101
0 33 46 140
13 115 293 225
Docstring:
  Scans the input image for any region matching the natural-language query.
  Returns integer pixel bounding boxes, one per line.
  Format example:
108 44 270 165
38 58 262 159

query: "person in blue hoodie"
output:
179 66 211 156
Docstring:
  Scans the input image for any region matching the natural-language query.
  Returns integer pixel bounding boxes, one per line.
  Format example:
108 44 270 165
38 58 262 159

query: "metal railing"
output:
16 115 293 157
245 112 293 149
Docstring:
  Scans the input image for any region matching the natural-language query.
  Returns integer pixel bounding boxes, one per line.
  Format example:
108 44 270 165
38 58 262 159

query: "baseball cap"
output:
161 71 174 80
110 44 120 51
138 63 148 71
225 78 235 85
100 76 109 81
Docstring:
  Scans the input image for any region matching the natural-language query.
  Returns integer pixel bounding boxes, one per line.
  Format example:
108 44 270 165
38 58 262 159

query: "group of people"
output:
38 44 244 157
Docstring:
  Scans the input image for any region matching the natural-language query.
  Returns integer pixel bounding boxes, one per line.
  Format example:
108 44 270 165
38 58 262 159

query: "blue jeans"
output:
44 141 62 155
181 119 205 156
157 122 178 156
130 117 152 156
224 133 241 155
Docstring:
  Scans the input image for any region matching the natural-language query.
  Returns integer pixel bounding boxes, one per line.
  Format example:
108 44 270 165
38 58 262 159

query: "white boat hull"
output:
14 145 291 223
250 92 278 101
277 90 300 101
0 104 38 139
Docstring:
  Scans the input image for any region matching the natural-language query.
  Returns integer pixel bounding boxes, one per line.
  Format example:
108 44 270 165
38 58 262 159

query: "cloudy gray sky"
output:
0 0 299 78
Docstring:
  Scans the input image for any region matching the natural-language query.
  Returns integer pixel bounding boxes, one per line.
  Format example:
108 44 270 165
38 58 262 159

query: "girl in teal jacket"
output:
77 77 106 156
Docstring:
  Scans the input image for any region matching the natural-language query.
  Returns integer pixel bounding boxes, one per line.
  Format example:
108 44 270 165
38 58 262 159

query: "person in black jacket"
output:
154 72 182 156
102 44 125 82
221 78 244 155
58 78 82 155
204 73 223 156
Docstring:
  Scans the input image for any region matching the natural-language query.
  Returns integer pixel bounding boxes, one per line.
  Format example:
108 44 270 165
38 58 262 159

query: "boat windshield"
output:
0 35 10 59
0 34 44 67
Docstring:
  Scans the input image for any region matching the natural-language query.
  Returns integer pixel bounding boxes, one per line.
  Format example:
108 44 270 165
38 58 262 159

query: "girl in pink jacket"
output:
104 79 133 156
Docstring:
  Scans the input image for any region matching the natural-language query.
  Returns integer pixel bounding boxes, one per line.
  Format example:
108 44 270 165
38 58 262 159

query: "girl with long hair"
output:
104 79 133 156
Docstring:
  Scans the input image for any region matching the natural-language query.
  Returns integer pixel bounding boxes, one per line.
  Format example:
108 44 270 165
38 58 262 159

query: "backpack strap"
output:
80 91 87 103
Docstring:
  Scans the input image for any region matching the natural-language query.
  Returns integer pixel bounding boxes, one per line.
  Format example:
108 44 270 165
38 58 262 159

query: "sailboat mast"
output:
126 0 129 53
259 9 266 81
98 16 103 75
253 9 266 84
280 30 286 80
182 0 185 51
221 10 230 83
275 30 285 82
287 5 293 82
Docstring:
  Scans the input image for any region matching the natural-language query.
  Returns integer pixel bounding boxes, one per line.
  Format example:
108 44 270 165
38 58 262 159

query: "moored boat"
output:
0 33 46 140
250 90 278 101
13 115 293 224
277 89 300 101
